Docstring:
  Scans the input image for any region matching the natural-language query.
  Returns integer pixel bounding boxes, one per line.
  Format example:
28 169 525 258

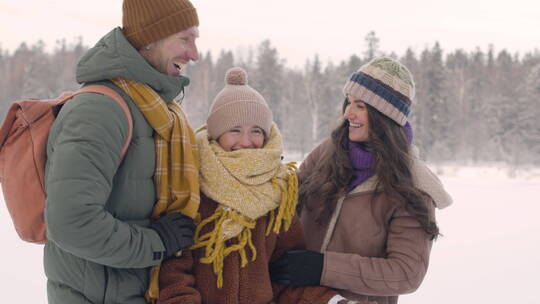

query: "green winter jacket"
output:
44 27 190 304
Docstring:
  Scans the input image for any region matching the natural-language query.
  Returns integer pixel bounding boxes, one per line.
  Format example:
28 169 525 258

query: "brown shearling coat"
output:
299 140 438 304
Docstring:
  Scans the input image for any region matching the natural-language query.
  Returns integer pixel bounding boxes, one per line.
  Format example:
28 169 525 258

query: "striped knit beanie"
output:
207 67 273 139
343 57 415 126
122 0 199 50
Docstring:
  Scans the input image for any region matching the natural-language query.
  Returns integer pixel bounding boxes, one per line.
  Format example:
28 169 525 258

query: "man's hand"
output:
149 212 195 259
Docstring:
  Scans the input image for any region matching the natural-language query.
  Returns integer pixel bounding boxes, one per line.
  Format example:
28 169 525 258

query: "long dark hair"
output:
299 99 439 239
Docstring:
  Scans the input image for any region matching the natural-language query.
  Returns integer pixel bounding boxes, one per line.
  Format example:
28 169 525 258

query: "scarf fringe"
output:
193 162 298 288
266 162 298 235
191 207 257 288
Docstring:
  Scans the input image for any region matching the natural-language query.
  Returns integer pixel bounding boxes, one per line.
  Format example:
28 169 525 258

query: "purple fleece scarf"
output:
347 122 413 192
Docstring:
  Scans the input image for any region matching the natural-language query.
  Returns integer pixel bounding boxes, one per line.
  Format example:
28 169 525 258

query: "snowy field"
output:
1 165 539 303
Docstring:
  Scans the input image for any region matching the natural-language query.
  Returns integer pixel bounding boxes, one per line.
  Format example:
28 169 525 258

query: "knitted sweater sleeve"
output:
157 250 201 304
272 216 338 304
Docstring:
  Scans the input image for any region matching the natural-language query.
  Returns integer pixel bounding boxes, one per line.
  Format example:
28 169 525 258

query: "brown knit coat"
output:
157 194 338 304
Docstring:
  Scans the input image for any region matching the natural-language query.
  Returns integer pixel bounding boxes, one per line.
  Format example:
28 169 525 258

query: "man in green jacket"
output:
44 0 200 303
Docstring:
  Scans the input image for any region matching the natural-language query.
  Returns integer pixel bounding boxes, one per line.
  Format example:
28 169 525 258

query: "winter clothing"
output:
157 195 338 304
122 0 199 50
112 47 202 303
347 122 413 191
296 140 451 304
206 67 273 139
347 141 375 192
343 57 415 126
193 123 297 287
270 249 325 286
157 113 340 303
44 27 191 304
149 212 196 258
111 77 200 220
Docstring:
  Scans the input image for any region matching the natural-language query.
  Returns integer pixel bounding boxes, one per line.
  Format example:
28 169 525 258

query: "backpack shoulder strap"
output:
73 85 133 160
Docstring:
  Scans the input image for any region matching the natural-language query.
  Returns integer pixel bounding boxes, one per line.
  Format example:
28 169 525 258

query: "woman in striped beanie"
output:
157 67 370 304
270 57 453 303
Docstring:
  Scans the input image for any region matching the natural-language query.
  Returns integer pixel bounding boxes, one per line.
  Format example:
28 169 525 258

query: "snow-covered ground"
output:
1 165 539 303
401 165 540 304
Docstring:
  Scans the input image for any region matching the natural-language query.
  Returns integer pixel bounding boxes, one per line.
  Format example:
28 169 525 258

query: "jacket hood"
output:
348 158 453 210
76 27 189 101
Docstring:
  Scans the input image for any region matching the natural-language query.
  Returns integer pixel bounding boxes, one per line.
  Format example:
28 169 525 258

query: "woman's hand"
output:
269 249 324 286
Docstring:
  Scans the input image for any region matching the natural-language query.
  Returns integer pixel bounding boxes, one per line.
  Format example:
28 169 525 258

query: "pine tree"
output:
318 62 342 142
444 49 470 160
213 50 235 96
466 48 490 162
519 63 540 165
281 69 312 157
303 57 321 144
252 40 285 127
20 40 51 99
363 31 380 61
493 50 524 165
415 43 450 160
7 42 31 101
183 51 215 128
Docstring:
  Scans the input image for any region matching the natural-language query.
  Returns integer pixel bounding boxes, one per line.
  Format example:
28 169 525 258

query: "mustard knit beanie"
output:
207 67 273 140
343 56 415 126
122 0 199 50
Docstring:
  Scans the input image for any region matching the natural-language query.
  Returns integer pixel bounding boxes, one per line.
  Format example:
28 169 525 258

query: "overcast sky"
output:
1 0 539 67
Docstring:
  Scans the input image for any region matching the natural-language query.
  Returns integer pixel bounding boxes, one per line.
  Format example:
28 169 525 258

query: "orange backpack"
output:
0 85 133 244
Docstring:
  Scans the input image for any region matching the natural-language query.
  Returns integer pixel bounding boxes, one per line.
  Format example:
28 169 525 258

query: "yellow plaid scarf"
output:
193 123 298 288
111 78 200 303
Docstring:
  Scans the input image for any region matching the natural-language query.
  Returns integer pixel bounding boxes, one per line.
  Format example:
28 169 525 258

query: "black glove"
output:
269 249 324 286
149 212 195 259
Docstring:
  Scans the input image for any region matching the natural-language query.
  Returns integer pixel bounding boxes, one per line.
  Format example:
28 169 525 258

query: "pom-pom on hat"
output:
122 0 199 50
207 67 273 139
343 56 415 126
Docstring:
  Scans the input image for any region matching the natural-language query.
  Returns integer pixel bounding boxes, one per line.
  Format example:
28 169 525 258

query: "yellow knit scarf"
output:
111 78 200 303
192 123 298 288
